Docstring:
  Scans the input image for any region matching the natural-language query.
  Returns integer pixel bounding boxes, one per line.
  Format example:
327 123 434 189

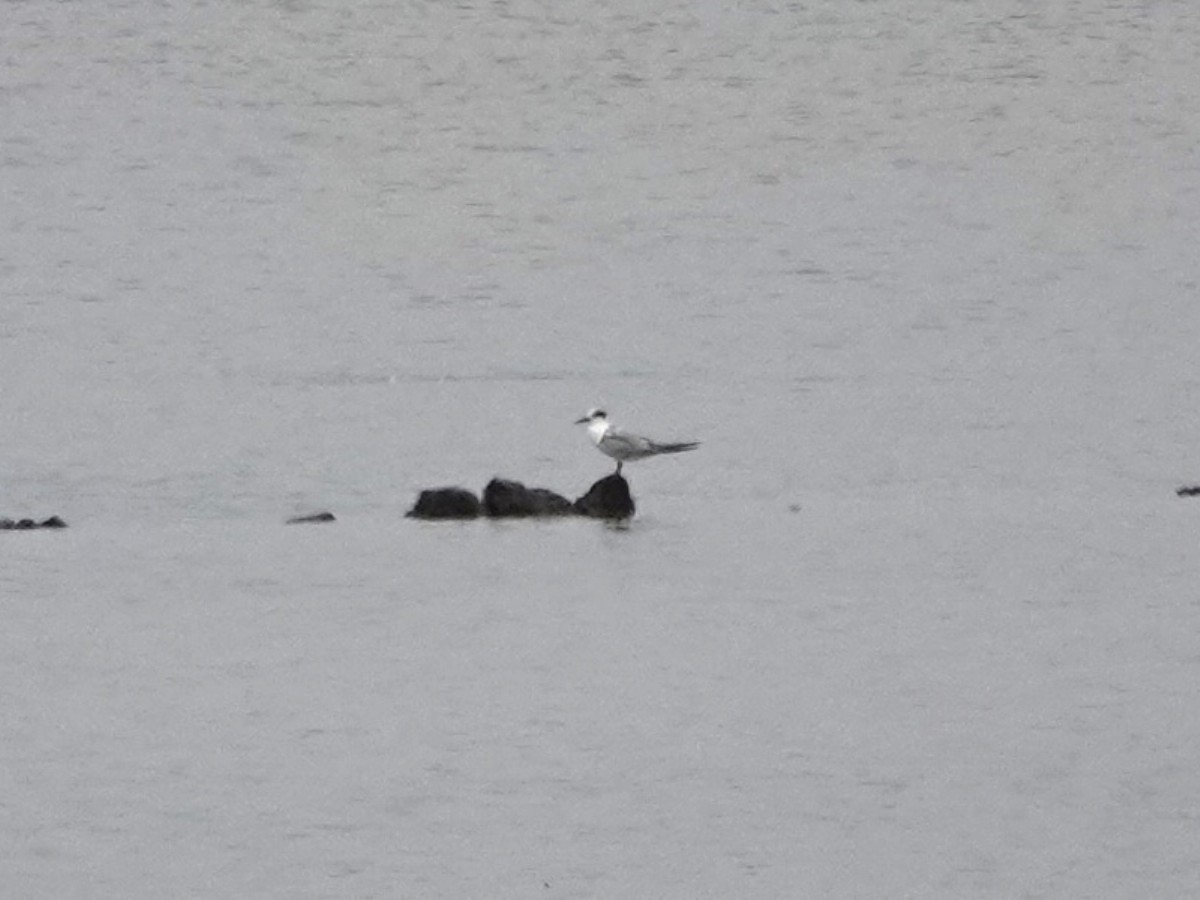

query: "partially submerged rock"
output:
286 511 337 525
1177 485 1200 497
573 474 635 520
407 474 636 521
1 515 68 531
406 487 482 520
483 478 573 518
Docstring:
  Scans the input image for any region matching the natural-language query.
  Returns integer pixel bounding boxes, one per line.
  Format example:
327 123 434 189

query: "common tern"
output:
574 408 699 474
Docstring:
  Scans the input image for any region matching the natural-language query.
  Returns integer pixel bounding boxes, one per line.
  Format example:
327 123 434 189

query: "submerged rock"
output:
1 515 68 530
573 473 635 520
286 511 337 525
482 478 573 518
406 487 482 520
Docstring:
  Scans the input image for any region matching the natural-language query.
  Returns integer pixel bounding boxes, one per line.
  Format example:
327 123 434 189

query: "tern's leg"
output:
616 461 623 474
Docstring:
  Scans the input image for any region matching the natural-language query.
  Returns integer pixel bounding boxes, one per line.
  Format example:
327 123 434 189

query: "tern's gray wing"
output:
599 427 658 460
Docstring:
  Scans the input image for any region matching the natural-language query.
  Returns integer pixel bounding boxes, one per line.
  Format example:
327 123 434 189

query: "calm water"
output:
4 1 1199 897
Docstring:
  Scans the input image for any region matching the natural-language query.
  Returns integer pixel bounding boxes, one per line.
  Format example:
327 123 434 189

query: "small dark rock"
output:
40 516 68 528
406 487 482 519
1177 486 1200 497
483 478 573 518
574 473 636 520
286 511 336 525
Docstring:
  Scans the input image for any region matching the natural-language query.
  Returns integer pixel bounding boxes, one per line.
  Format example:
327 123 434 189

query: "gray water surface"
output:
4 1 1199 897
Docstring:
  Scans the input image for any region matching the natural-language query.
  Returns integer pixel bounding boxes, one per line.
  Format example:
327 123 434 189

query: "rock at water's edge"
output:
406 487 482 519
483 478 573 517
1177 485 1200 497
574 474 635 520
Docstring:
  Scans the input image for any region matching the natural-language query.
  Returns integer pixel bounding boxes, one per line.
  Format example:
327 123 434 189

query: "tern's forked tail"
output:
651 440 700 455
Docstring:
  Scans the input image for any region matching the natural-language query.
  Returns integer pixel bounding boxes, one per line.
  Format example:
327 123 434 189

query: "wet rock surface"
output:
573 474 636 520
482 478 573 518
405 487 483 520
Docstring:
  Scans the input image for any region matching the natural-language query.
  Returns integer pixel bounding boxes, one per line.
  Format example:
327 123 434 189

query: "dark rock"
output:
286 511 336 524
406 487 482 519
526 488 573 516
483 478 573 518
1 516 67 530
573 473 636 520
1177 486 1200 497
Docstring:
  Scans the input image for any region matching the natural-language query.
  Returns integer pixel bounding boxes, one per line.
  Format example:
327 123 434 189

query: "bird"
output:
574 408 699 474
